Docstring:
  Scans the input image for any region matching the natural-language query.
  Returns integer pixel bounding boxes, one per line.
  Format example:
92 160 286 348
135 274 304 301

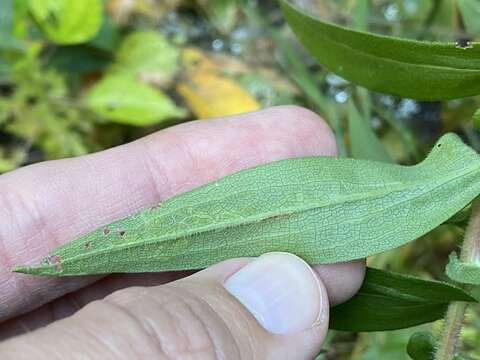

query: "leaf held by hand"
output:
12 133 480 276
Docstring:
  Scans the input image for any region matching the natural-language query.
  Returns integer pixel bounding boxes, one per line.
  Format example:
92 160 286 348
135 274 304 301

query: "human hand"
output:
0 106 365 359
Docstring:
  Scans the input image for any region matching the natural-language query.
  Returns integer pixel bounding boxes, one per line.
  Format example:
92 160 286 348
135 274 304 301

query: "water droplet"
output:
384 4 399 22
230 43 242 55
396 99 419 119
380 96 395 107
212 39 224 51
326 73 348 87
335 91 349 103
371 116 382 130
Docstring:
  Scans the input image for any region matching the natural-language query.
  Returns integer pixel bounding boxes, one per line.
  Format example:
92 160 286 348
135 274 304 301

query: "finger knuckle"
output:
103 286 242 360
269 105 337 155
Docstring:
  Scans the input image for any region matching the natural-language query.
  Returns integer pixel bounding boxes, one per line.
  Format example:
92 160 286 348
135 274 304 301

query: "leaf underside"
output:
12 133 480 276
280 0 480 101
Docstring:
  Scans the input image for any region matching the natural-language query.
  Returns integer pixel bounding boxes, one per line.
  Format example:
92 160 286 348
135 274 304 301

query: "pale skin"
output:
0 106 365 359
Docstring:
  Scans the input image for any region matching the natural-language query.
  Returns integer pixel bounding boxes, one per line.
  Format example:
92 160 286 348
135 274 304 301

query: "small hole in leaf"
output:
103 228 110 236
119 230 126 237
437 143 442 148
46 255 62 272
455 37 473 50
84 241 92 248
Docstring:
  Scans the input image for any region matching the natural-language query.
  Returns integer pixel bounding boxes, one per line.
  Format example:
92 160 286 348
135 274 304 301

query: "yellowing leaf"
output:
28 0 102 44
177 48 261 119
181 48 217 73
87 74 186 126
111 31 180 87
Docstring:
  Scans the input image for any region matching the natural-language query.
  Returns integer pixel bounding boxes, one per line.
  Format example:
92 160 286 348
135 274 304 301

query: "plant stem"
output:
435 302 468 360
435 198 480 360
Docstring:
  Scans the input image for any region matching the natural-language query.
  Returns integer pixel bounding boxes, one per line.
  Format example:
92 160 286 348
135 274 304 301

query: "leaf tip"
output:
11 263 58 276
11 265 39 275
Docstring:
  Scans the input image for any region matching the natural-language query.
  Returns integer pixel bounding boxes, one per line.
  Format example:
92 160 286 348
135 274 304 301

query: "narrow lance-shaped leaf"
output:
458 0 480 36
280 0 480 101
446 252 480 285
347 100 393 163
12 133 480 276
330 268 476 332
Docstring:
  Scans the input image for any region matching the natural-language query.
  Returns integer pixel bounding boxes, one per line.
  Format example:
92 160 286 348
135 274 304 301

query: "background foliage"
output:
1 0 480 358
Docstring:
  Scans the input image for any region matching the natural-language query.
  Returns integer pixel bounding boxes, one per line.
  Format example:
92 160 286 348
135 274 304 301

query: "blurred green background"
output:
1 0 479 358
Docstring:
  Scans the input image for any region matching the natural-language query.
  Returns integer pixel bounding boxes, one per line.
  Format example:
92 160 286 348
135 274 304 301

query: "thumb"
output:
1 253 329 360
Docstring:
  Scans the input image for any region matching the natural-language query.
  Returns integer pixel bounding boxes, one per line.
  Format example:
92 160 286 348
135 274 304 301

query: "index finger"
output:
0 106 337 322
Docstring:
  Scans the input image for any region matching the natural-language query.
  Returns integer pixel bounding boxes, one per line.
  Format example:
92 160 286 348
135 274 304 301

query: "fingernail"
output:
224 252 325 335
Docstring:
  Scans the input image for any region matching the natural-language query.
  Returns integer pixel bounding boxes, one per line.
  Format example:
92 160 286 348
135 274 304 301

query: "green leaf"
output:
11 133 480 276
445 205 471 227
352 0 369 31
86 74 187 126
110 31 179 87
196 0 240 35
280 0 480 101
28 0 102 44
458 0 480 35
446 252 480 285
330 268 475 332
406 331 436 360
347 100 393 163
398 0 433 22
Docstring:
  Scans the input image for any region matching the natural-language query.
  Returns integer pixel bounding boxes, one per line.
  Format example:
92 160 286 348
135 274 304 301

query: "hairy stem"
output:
435 199 480 360
435 302 468 360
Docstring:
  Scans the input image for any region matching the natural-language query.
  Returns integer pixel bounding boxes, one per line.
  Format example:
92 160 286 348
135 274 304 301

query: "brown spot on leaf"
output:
84 241 92 248
46 255 63 272
103 228 110 236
